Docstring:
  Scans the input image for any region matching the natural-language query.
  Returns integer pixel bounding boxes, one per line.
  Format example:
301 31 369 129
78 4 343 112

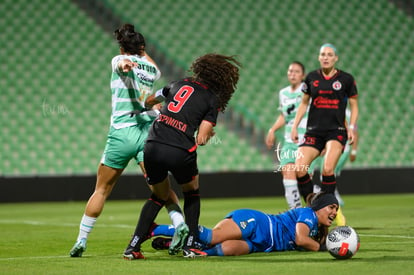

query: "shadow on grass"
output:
130 251 413 263
165 256 414 264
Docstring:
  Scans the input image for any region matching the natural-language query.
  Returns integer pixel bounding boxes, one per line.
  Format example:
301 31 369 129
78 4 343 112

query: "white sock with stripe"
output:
283 179 302 209
77 214 96 242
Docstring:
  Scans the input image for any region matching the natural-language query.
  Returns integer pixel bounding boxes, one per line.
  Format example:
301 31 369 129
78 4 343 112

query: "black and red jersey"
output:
303 69 357 132
147 78 219 151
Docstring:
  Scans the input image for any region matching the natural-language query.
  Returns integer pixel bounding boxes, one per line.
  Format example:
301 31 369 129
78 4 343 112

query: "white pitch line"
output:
0 255 74 261
359 233 414 239
1 219 413 239
0 219 134 229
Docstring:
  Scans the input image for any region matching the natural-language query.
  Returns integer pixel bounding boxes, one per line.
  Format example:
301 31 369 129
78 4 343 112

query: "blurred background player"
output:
69 24 184 257
291 43 358 205
312 108 359 225
265 61 308 209
122 53 241 260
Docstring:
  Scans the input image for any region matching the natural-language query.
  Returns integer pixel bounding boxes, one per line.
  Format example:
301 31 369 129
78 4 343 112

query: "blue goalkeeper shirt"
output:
225 208 319 253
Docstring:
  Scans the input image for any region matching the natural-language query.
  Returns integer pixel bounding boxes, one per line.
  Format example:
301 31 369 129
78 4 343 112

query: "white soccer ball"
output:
326 226 360 259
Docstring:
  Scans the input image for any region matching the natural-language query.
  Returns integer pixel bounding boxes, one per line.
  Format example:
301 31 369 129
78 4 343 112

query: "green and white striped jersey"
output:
110 54 161 129
278 84 308 143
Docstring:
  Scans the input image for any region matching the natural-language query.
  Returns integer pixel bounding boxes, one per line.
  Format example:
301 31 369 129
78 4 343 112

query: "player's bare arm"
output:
265 114 286 149
295 223 320 251
347 97 358 144
145 88 166 109
291 94 310 143
196 121 215 146
145 94 159 109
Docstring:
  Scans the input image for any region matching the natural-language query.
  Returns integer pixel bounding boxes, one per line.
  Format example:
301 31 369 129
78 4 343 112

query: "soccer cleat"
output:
123 247 145 260
168 222 189 255
335 207 346 226
69 238 87 257
182 247 207 258
151 237 172 250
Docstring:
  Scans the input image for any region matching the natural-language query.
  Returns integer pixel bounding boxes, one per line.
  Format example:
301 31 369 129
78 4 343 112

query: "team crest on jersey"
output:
332 80 342 90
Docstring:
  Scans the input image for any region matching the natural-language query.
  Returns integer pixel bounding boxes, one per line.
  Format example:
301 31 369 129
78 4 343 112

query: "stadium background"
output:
1 0 413 202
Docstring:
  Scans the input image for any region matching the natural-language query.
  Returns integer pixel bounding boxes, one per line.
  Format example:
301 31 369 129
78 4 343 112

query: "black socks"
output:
128 194 166 250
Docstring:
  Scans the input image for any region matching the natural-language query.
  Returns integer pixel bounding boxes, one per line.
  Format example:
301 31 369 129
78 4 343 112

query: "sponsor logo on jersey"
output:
319 90 333 94
135 63 157 74
313 96 340 109
287 104 295 115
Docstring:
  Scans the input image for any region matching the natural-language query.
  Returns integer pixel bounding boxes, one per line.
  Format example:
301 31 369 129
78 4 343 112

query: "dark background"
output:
1 168 413 203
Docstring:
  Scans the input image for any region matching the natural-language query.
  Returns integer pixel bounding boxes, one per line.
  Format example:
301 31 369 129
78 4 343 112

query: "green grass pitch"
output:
1 194 413 274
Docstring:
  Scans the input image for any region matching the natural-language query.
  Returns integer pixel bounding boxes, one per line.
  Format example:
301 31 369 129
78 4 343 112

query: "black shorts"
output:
299 129 347 152
144 141 198 185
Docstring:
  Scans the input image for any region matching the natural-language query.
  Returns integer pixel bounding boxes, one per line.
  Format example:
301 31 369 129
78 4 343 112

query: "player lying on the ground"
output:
149 192 338 257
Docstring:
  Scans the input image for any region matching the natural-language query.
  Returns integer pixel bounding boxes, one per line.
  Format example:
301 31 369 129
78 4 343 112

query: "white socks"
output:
283 179 302 209
313 184 321 193
77 214 97 242
168 210 185 228
166 203 185 228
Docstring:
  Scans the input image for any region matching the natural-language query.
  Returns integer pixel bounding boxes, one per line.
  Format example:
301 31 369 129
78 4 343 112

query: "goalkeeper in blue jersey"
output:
150 192 338 256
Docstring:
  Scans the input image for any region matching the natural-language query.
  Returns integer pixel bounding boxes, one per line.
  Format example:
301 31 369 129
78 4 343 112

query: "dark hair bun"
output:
114 24 145 55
